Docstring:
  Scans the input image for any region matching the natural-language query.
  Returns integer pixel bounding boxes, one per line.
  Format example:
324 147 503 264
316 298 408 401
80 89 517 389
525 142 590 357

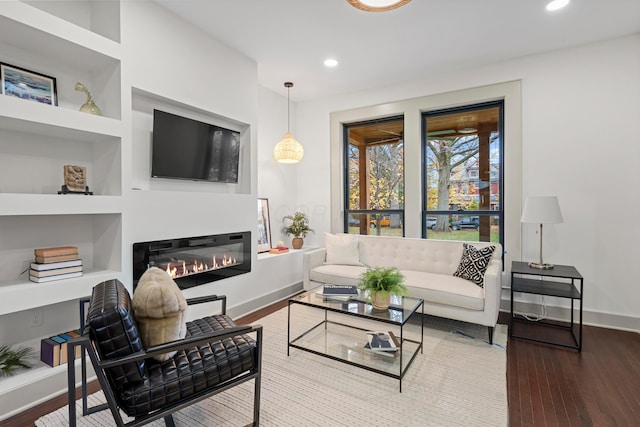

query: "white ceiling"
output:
155 0 640 102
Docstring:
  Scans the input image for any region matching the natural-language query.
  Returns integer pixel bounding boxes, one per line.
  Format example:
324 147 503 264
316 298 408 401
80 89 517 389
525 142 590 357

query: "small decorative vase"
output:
292 237 303 249
75 82 103 116
80 99 102 116
371 291 391 310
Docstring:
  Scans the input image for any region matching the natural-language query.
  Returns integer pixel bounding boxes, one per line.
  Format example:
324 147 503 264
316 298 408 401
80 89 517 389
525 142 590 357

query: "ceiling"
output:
154 0 640 102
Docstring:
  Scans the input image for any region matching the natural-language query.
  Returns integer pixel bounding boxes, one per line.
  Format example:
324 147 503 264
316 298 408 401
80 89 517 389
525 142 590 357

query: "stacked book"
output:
269 246 290 254
41 329 82 367
315 284 359 301
30 246 83 283
363 331 400 357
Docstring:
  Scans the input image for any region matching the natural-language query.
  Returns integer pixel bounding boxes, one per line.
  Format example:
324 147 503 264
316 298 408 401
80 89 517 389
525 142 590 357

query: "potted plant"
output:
357 266 408 310
0 344 34 377
281 211 314 249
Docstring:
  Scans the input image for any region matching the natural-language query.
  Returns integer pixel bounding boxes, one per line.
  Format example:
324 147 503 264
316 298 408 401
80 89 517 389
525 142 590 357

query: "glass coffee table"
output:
287 286 424 392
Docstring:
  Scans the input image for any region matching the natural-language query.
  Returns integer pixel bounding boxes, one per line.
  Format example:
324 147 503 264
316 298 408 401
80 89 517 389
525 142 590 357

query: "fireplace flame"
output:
163 253 239 279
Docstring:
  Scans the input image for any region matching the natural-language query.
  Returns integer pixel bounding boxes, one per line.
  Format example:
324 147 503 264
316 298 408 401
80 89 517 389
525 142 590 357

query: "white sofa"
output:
303 234 503 343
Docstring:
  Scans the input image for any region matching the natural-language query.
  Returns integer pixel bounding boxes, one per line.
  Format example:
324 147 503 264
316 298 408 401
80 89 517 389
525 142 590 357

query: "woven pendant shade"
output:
274 82 303 164
347 0 412 12
274 132 304 164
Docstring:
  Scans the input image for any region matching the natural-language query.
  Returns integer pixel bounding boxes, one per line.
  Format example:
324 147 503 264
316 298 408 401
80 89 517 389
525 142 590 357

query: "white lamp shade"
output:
274 132 304 164
521 196 563 224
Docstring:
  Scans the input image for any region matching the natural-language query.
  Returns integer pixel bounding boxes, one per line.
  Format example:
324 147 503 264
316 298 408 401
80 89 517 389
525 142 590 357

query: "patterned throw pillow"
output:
453 243 496 287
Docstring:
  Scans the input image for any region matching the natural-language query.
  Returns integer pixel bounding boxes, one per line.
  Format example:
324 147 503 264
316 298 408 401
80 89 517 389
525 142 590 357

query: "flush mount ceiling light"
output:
457 117 477 134
274 82 304 164
347 0 412 12
546 0 570 11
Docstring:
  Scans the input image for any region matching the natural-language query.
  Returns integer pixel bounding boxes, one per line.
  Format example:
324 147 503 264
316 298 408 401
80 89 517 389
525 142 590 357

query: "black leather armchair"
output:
67 279 262 427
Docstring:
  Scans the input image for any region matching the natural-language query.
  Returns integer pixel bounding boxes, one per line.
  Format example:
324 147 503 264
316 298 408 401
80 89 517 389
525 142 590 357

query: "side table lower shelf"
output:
509 315 582 350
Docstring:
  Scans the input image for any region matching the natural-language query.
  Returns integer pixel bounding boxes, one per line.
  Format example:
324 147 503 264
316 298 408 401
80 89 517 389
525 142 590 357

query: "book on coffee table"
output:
363 331 400 357
315 284 358 301
320 284 358 295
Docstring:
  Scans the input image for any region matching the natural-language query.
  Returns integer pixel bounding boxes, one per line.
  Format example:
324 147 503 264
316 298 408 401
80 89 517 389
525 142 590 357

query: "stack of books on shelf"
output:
40 329 83 367
363 331 400 358
29 246 83 283
315 284 359 301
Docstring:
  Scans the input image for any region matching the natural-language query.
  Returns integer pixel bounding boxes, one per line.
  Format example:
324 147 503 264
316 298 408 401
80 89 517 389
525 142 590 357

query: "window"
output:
344 117 404 236
422 102 504 246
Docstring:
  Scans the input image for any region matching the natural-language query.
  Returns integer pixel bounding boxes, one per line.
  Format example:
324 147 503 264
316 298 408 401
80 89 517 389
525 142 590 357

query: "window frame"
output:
343 115 405 236
421 100 505 249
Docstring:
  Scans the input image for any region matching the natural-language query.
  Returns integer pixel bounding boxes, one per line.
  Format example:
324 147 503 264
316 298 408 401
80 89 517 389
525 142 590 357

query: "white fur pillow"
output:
132 267 188 362
324 232 361 266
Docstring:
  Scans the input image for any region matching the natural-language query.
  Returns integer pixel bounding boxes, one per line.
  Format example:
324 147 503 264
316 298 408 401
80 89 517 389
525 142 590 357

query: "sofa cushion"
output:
132 267 188 361
402 270 484 311
310 264 367 286
453 243 496 287
324 232 361 266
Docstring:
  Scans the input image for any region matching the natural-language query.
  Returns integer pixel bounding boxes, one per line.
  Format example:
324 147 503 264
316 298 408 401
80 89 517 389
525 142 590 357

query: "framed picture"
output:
257 198 272 253
0 63 58 106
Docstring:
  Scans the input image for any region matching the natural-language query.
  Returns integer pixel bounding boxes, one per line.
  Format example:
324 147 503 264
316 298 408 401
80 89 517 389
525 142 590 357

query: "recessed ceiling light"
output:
546 0 570 11
324 59 339 67
347 0 412 12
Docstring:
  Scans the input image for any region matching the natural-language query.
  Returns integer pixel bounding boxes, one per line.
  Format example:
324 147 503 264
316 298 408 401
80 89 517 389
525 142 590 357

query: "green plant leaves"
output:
357 266 407 296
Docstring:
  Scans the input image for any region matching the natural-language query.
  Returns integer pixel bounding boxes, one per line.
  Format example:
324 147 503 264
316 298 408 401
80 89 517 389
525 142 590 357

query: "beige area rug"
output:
36 306 508 427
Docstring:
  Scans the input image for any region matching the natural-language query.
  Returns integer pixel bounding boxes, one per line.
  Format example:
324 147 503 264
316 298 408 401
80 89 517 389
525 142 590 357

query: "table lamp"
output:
520 196 563 269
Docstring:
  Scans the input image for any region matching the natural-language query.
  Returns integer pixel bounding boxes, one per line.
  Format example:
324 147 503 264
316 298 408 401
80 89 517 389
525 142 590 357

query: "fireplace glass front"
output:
133 231 251 290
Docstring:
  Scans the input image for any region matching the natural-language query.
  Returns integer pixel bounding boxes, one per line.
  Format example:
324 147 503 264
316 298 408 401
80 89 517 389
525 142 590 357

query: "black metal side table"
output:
510 261 583 351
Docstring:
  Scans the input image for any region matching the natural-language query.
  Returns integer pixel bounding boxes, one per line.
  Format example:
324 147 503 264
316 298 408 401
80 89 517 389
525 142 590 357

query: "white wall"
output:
257 86 303 246
119 2 302 316
284 35 640 331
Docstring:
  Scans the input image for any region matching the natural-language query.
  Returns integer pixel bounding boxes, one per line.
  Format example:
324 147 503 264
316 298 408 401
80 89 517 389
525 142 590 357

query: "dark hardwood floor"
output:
5 299 640 427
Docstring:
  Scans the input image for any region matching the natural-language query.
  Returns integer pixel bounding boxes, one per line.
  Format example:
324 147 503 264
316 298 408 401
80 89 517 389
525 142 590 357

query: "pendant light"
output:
274 82 304 164
347 0 412 12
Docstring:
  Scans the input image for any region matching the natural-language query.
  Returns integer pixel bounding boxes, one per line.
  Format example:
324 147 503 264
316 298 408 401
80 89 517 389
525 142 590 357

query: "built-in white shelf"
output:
257 248 306 261
0 269 119 316
0 1 121 64
0 1 123 420
0 194 122 216
0 97 123 196
0 2 122 120
0 96 123 138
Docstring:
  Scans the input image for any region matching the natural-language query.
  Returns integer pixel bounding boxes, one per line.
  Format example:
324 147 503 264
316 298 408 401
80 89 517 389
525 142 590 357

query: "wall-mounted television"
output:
151 109 240 183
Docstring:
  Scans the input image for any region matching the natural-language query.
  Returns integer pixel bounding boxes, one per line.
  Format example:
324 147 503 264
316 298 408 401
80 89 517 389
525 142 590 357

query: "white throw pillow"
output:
324 233 361 266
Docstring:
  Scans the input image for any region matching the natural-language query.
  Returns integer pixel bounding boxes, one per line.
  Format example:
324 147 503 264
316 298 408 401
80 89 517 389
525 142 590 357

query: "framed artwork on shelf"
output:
0 63 58 106
257 198 272 253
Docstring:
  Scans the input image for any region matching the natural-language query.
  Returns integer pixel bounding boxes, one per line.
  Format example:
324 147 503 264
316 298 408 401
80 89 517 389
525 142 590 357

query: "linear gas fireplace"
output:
133 231 251 290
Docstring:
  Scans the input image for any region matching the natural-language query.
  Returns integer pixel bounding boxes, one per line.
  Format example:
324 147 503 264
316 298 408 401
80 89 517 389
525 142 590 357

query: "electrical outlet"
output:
30 308 43 327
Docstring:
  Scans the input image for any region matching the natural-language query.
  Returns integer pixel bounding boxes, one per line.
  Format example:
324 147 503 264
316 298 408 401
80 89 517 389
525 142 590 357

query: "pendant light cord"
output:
287 85 290 132
284 81 293 133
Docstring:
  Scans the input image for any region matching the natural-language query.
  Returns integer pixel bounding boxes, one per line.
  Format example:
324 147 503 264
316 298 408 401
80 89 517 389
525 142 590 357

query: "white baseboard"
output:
228 281 303 320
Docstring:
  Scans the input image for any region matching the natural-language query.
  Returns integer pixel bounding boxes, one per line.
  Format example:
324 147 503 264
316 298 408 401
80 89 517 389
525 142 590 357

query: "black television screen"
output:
151 109 240 183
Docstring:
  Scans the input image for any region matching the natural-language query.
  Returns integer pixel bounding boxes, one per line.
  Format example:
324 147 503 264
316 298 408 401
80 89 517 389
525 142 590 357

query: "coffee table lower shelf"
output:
288 320 422 392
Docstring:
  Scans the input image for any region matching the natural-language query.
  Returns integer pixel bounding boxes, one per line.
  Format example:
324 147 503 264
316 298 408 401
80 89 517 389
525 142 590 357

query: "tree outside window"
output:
423 102 503 245
344 117 404 236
